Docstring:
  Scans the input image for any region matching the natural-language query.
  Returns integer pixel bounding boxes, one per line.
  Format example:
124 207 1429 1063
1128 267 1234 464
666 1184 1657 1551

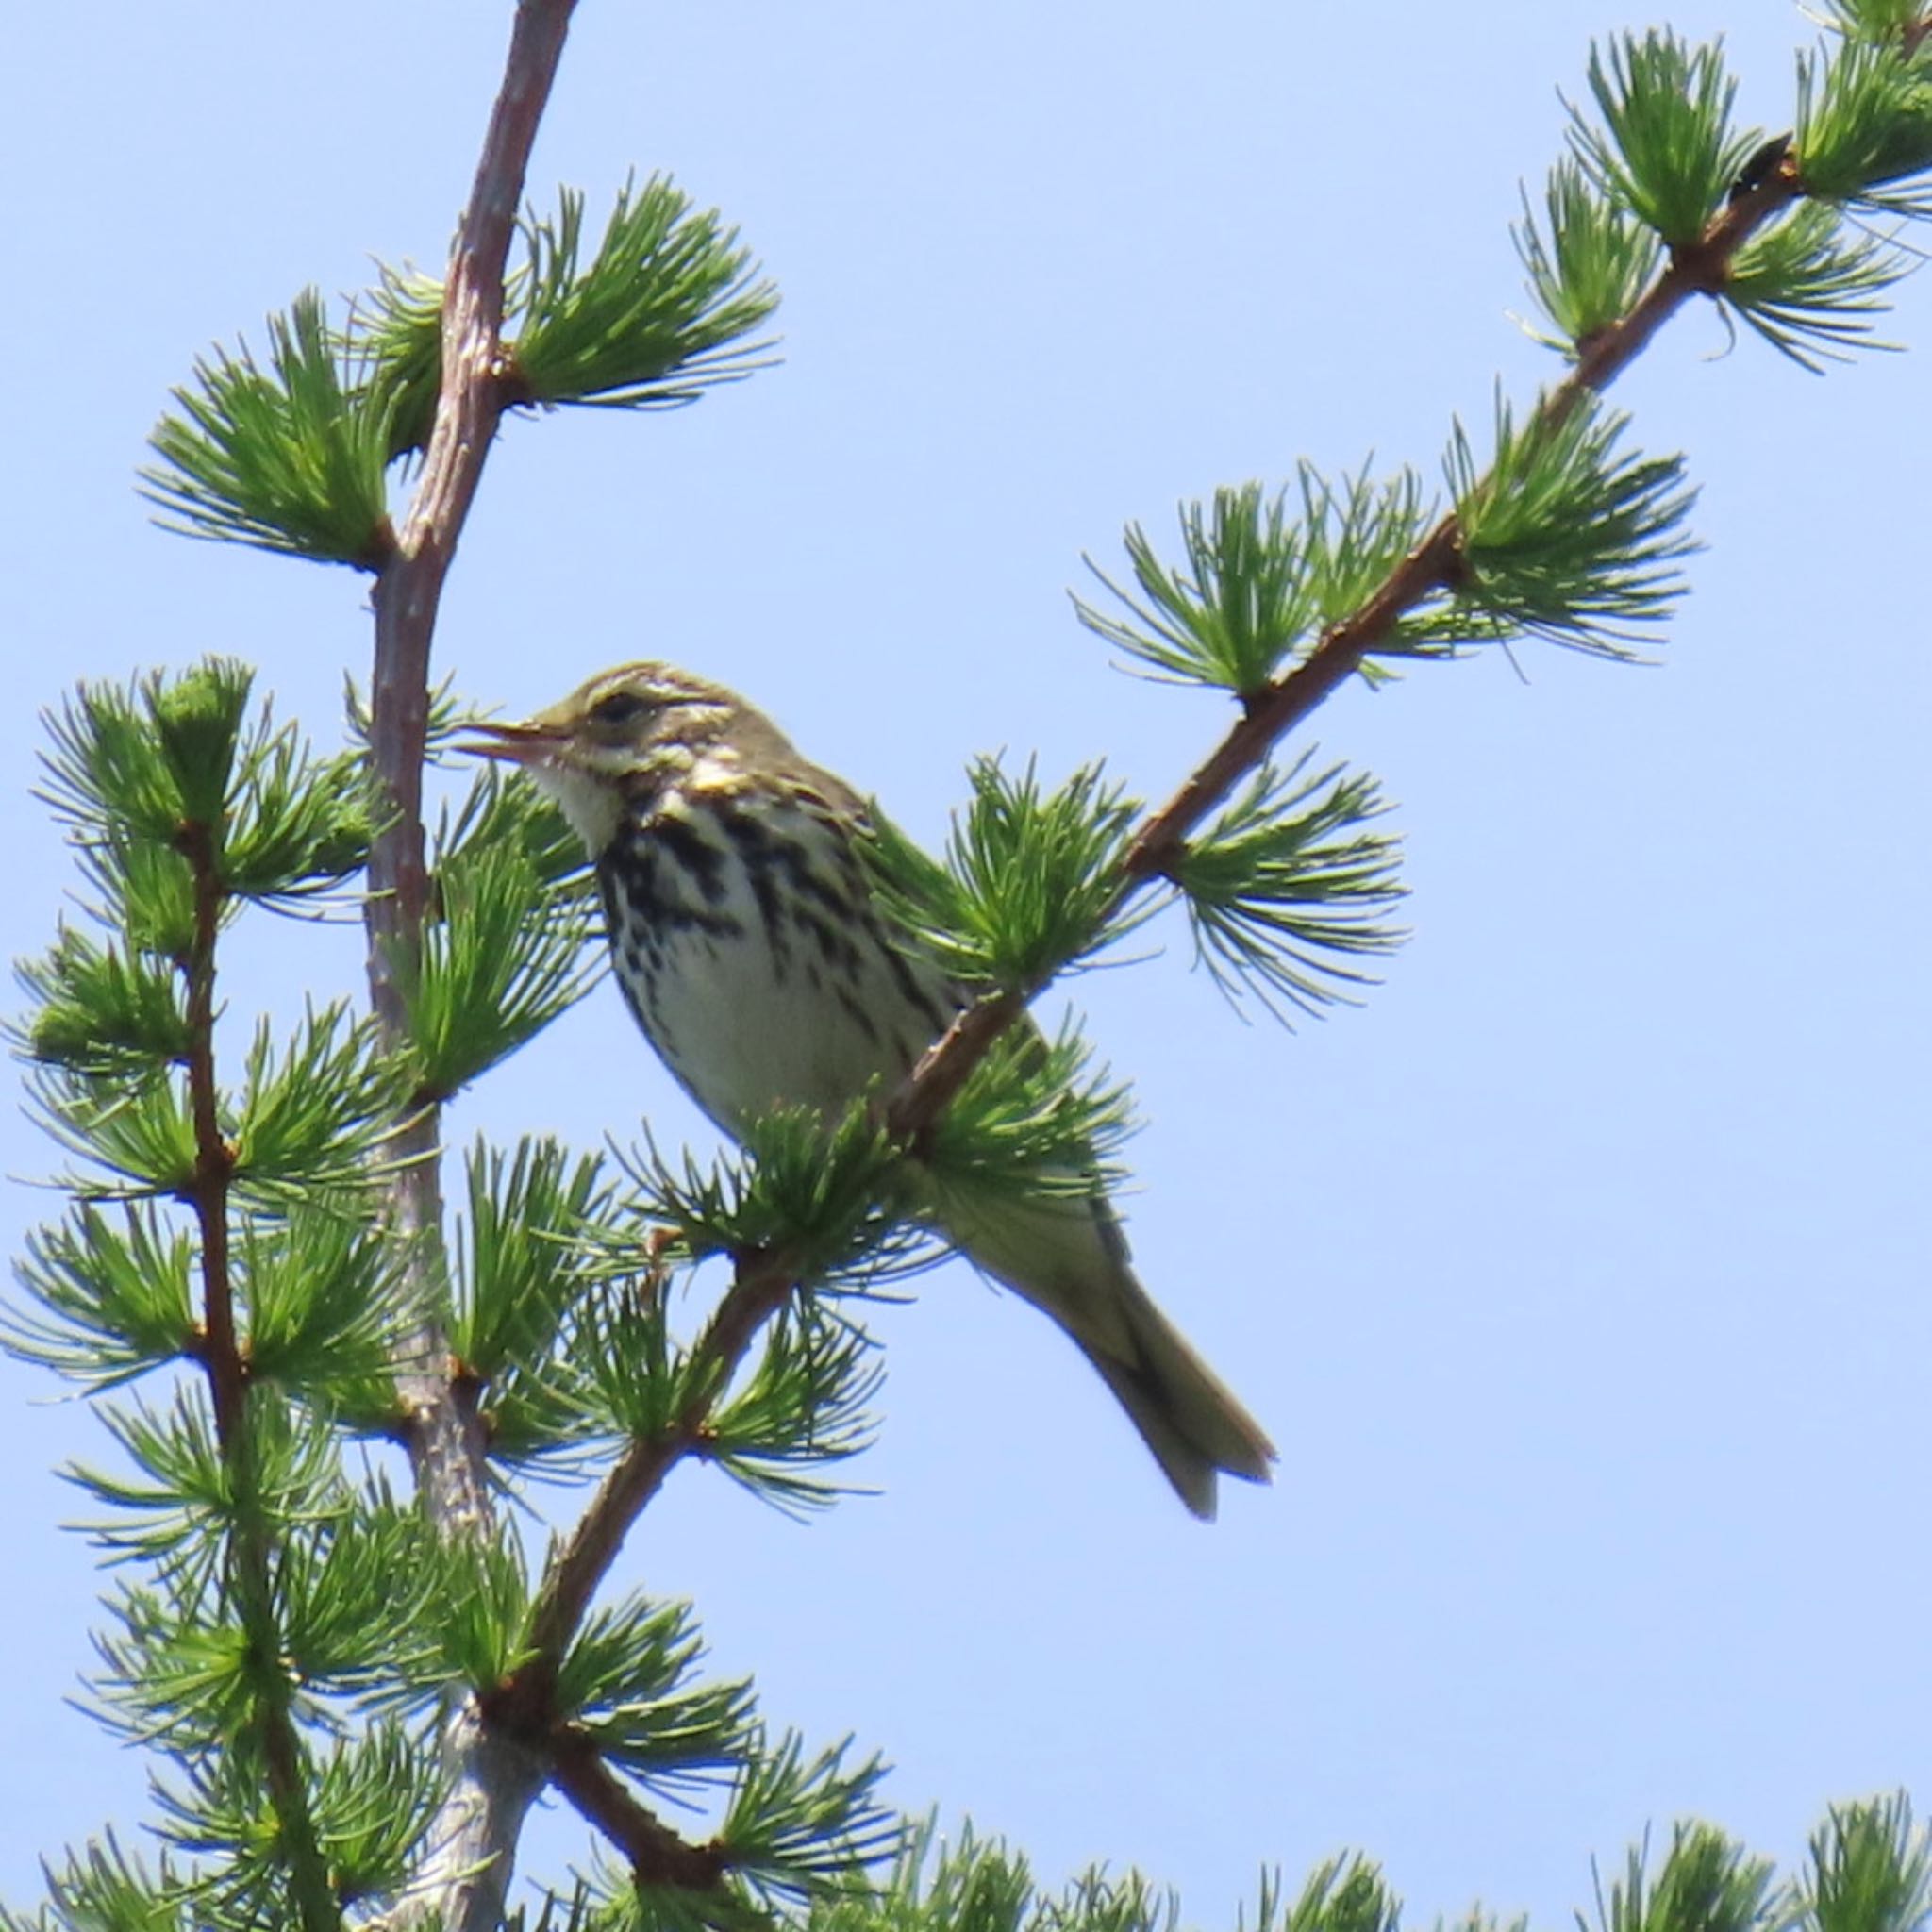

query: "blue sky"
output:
2 0 1927 1923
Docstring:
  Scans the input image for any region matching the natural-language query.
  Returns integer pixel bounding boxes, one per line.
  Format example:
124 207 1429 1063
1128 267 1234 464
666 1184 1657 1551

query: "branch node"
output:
1730 133 1794 205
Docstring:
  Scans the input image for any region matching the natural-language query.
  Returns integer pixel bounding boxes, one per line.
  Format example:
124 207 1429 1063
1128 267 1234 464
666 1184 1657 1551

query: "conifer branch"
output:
541 1730 730 1893
368 0 578 1513
1558 147 1803 407
506 1246 798 1711
460 1242 803 1914
362 4 581 1926
895 144 1809 1131
176 820 340 1932
177 820 242 1441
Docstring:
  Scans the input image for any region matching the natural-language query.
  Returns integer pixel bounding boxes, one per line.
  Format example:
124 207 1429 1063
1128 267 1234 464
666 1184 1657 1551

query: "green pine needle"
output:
712 1729 902 1909
421 1530 535 1696
1815 0 1927 31
810 1815 1036 1932
921 1020 1137 1207
304 1723 445 1907
31 1058 201 1202
1074 483 1324 691
233 1206 404 1400
38 662 368 915
228 1005 398 1203
401 817 601 1104
17 928 192 1081
1566 33 1762 248
1244 1854 1400 1932
626 1101 920 1292
455 1137 610 1379
558 1594 754 1800
6 1204 198 1389
563 1273 696 1445
510 175 780 409
1047 1870 1178 1932
21 1834 187 1932
1801 1794 1932 1932
553 1594 707 1722
1514 158 1665 357
219 737 370 907
76 1388 340 1585
1796 34 1932 215
272 1503 441 1698
1448 394 1698 656
1722 200 1909 369
438 764 590 891
350 175 781 455
865 758 1147 989
452 1137 612 1466
575 1674 757 1800
1583 1825 1779 1932
141 290 397 568
40 662 250 849
1174 752 1407 1025
354 262 446 460
1073 468 1433 693
706 1301 885 1516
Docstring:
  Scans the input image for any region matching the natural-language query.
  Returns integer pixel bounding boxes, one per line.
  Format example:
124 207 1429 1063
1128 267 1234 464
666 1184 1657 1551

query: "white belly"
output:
597 792 958 1135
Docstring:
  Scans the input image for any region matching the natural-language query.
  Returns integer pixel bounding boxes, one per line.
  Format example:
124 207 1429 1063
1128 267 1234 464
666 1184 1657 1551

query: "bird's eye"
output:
589 691 649 728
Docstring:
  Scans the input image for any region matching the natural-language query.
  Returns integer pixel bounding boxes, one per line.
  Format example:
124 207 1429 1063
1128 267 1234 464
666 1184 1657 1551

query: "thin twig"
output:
539 1729 731 1893
178 822 242 1441
361 3 579 1926
481 1254 791 1904
514 1247 798 1690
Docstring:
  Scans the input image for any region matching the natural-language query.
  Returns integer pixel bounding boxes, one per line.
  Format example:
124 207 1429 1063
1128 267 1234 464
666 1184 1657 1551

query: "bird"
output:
464 661 1274 1516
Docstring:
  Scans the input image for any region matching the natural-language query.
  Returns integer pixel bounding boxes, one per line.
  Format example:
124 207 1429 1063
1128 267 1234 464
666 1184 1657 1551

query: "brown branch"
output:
365 0 578 1137
175 820 340 1932
540 1729 731 1893
1557 157 1804 413
365 0 578 995
511 1246 798 1698
365 0 575 1593
477 1257 794 1909
177 820 243 1441
359 4 579 1927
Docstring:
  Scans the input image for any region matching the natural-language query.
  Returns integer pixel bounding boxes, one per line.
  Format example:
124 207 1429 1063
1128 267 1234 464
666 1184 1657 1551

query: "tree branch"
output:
541 1730 731 1895
899 146 1806 1123
368 0 582 1523
176 820 340 1932
360 3 580 1926
513 1246 798 1693
178 820 243 1442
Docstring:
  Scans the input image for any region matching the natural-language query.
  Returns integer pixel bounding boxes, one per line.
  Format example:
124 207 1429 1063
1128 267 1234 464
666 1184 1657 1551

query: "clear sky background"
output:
2 1 1926 1924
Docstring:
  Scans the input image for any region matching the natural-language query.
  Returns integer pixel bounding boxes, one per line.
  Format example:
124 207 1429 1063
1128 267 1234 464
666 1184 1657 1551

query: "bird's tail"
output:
1068 1274 1276 1520
933 1179 1276 1518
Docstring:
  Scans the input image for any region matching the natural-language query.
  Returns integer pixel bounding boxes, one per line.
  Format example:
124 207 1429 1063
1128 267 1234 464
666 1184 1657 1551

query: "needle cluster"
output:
140 181 778 567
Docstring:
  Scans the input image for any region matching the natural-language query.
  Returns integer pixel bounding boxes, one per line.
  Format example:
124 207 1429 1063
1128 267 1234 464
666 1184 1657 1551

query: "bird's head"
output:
459 662 761 854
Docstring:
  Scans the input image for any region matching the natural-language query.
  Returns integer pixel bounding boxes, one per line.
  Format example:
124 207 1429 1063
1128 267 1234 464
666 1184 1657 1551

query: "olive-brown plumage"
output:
468 663 1275 1516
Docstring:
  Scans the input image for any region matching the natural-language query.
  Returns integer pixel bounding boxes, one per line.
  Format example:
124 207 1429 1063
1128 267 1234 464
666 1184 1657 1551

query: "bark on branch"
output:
364 5 580 1926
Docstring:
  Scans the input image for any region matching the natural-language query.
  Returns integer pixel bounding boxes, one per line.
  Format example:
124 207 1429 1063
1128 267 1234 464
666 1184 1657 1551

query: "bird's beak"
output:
454 720 566 767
